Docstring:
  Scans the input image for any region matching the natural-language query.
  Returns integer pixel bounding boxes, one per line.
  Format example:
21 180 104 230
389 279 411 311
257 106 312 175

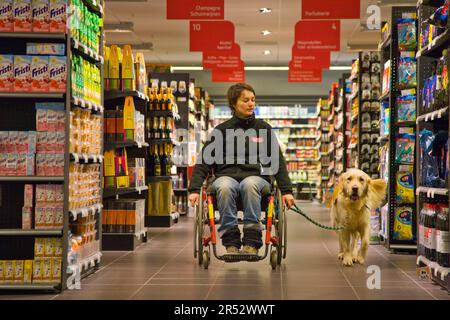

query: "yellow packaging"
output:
34 237 45 257
121 45 135 90
104 46 110 79
116 176 130 188
123 96 135 130
13 260 24 283
135 52 147 93
54 237 63 257
44 237 55 257
0 261 5 283
23 260 33 284
32 258 43 282
4 260 14 282
51 257 61 282
108 45 120 90
103 150 116 177
42 258 52 282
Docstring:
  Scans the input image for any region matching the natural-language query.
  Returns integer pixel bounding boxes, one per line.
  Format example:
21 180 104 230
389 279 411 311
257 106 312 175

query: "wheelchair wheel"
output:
270 250 277 270
202 251 210 270
194 194 205 265
275 190 284 264
283 204 287 259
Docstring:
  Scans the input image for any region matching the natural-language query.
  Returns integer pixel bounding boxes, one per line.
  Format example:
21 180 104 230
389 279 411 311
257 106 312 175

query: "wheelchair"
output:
193 176 287 270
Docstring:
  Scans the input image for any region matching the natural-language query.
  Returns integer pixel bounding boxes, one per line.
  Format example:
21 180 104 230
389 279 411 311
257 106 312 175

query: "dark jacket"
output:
188 113 293 195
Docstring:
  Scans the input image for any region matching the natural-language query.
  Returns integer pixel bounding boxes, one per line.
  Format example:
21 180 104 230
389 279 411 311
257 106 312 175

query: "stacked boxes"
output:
70 210 97 245
0 54 66 93
36 102 65 176
0 131 36 176
34 184 64 229
127 157 145 188
104 109 145 145
69 108 102 155
103 147 129 189
103 199 145 234
68 163 101 210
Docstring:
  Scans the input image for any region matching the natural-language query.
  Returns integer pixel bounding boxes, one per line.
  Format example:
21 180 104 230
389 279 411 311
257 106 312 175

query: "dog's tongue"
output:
351 195 359 201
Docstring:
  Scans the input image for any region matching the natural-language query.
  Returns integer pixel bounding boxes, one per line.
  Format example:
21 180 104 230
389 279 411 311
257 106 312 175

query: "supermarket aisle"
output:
3 202 450 300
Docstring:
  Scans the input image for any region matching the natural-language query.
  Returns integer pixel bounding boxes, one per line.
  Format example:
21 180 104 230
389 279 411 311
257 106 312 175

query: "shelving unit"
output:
318 98 330 203
379 6 418 253
0 0 104 292
415 0 450 292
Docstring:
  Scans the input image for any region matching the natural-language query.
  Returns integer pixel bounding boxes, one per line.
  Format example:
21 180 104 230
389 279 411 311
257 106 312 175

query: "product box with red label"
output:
32 0 49 32
48 56 66 92
24 184 33 207
22 206 32 229
31 55 49 92
17 131 36 154
14 55 32 92
49 0 66 33
0 55 14 92
0 0 14 32
13 0 32 32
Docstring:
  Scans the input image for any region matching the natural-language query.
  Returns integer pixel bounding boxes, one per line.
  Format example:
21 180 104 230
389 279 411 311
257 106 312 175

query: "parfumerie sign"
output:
301 0 360 19
167 0 224 20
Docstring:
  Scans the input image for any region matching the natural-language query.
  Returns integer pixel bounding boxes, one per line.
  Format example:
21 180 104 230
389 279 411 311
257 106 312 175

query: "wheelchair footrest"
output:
220 253 262 263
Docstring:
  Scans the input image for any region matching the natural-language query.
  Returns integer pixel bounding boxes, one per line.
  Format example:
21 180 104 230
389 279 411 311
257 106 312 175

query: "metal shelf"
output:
0 284 60 291
378 34 392 51
103 186 148 198
416 29 450 59
72 39 103 64
70 153 104 163
104 89 149 102
416 107 448 123
0 176 64 182
104 140 148 150
71 96 103 113
0 229 62 236
416 186 448 197
0 92 64 99
0 32 66 39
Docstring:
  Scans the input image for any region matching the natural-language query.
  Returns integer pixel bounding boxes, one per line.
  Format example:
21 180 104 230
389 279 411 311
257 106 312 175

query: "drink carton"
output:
32 258 43 282
36 109 47 131
0 0 13 32
14 55 32 92
22 206 32 229
24 184 33 207
31 55 49 92
51 257 61 282
13 260 24 283
49 0 65 33
27 42 65 55
34 205 46 229
23 260 33 284
13 0 32 32
49 55 66 92
0 55 13 92
4 261 13 282
32 0 49 32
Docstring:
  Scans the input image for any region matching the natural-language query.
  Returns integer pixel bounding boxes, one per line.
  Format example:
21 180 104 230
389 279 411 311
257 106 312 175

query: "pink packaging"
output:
34 204 46 229
0 154 7 175
46 154 55 176
56 131 64 153
45 184 55 202
36 132 47 154
17 131 36 154
26 154 35 176
6 154 17 176
35 184 46 202
6 131 18 153
13 0 32 32
14 55 32 92
31 55 49 92
48 56 66 92
54 154 64 176
16 154 27 176
46 131 56 153
46 109 57 131
56 110 65 132
36 153 46 176
49 0 65 33
24 184 34 207
22 206 33 229
0 0 13 32
36 109 48 131
0 132 8 153
54 184 63 202
44 206 54 228
0 55 14 92
32 0 49 32
54 204 63 229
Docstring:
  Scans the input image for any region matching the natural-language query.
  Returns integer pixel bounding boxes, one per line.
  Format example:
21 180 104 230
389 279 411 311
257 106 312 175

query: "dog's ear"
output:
368 179 387 209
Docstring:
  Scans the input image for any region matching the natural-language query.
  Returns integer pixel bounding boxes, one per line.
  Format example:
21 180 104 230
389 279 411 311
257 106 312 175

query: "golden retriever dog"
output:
331 169 387 267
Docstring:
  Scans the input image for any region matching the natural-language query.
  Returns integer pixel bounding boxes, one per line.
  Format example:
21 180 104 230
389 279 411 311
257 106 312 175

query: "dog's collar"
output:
364 204 371 211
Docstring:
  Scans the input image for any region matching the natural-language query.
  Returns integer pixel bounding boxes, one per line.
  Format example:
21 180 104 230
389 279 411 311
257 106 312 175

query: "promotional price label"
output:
294 20 340 51
167 0 224 20
190 21 235 52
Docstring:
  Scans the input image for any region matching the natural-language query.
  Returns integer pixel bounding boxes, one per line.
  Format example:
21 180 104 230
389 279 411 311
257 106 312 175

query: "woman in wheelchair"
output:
188 83 295 256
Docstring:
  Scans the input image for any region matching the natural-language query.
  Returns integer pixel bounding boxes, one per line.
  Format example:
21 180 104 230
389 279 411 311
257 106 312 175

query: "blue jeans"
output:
212 176 270 249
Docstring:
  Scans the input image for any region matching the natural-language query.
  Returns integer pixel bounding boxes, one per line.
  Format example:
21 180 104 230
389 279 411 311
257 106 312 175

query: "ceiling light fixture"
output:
171 66 204 71
104 22 134 33
259 7 272 13
171 66 352 71
261 30 271 36
263 50 271 55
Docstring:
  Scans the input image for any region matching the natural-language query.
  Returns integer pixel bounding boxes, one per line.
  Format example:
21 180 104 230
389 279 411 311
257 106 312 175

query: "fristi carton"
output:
14 55 32 92
31 55 49 92
0 55 14 92
49 0 66 33
13 0 32 32
32 0 49 32
0 0 14 32
49 56 66 92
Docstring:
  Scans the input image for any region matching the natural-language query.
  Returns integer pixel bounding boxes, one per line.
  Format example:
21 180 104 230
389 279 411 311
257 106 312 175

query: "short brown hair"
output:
227 83 255 111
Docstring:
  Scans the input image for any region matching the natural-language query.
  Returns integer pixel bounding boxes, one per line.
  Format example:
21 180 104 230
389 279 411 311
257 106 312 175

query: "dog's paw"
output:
338 253 344 260
342 255 354 267
356 255 365 265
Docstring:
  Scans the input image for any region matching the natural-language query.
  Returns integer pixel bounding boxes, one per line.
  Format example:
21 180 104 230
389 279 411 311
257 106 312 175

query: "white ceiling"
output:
103 0 397 66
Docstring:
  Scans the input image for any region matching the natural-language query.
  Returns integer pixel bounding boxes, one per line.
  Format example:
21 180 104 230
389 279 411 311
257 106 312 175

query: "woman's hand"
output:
189 193 200 207
282 194 295 208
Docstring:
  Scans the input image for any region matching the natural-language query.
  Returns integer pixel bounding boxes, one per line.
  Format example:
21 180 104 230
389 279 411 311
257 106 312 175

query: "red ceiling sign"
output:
167 0 224 20
288 63 322 82
203 44 241 69
190 21 235 52
294 20 340 51
291 47 330 69
301 0 360 20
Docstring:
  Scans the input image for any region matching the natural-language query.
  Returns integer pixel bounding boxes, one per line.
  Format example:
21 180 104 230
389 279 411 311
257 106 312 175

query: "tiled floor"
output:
2 202 450 300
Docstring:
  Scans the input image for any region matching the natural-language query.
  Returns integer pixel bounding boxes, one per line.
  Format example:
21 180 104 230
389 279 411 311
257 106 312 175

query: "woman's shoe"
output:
241 245 258 255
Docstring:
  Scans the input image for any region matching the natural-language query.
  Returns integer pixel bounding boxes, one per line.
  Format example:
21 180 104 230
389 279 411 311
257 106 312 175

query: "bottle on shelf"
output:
177 196 184 214
154 145 161 176
153 117 160 139
165 144 173 177
160 144 167 176
178 172 184 189
159 116 165 140
167 88 173 111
